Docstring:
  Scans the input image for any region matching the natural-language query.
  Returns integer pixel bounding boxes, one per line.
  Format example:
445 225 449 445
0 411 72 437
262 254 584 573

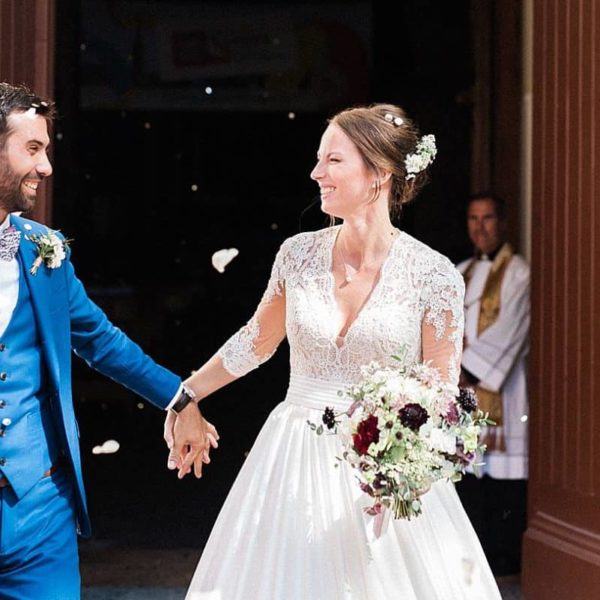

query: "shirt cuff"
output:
462 347 502 392
165 383 184 411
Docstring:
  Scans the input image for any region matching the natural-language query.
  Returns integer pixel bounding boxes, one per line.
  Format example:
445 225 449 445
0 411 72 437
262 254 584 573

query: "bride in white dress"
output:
182 104 501 599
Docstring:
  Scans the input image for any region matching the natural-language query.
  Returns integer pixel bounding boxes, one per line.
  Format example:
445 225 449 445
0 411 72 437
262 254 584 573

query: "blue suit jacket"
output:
11 215 181 536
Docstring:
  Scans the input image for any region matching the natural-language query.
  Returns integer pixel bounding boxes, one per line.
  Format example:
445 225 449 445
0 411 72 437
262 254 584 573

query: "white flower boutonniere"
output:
26 229 71 275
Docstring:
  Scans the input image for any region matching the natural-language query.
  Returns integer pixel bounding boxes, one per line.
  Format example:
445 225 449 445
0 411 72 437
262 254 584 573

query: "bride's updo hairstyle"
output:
329 103 432 217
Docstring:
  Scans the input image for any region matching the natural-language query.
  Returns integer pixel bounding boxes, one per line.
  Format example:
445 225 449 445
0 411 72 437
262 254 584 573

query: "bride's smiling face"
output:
310 124 375 219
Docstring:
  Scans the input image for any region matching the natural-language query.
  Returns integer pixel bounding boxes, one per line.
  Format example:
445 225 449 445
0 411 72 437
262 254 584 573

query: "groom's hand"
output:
164 404 219 479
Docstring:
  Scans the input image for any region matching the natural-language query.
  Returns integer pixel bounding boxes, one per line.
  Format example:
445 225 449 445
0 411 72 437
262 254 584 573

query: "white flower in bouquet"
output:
381 374 404 398
428 428 457 454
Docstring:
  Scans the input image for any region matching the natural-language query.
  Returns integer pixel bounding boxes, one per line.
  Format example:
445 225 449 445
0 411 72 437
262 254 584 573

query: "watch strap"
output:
170 386 196 414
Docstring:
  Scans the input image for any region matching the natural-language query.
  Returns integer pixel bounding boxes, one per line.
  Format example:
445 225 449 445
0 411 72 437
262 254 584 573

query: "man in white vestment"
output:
455 193 530 576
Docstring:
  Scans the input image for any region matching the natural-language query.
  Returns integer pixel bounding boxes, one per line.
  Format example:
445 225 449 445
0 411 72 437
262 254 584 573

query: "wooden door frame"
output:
0 0 55 225
470 0 523 250
522 0 600 597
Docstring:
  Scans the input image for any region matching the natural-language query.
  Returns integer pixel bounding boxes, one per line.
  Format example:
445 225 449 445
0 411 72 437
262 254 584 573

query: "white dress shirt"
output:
0 214 20 338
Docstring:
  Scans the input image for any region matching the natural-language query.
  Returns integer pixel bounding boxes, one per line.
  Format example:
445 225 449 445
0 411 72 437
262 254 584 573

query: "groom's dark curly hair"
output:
0 82 56 147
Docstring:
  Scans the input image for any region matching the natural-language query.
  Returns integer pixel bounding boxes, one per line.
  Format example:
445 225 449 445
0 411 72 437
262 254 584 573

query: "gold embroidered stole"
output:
462 243 514 451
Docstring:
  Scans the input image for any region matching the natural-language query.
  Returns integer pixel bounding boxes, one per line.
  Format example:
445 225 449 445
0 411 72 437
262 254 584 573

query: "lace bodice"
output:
218 226 464 386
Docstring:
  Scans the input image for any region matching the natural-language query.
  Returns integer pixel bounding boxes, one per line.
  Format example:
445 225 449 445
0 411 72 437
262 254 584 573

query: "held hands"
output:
164 403 219 479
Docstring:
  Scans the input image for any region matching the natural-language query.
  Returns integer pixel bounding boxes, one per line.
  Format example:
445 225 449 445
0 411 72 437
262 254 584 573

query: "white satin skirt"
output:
186 375 501 600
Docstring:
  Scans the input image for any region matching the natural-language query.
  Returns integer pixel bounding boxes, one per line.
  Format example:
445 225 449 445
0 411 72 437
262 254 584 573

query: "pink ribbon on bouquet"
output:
372 507 391 539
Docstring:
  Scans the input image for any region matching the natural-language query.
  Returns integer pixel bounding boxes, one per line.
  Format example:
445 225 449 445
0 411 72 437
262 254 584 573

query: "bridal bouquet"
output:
310 355 491 521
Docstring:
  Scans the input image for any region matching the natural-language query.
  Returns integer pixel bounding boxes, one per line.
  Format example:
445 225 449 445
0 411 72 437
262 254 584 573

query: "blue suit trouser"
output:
0 466 80 599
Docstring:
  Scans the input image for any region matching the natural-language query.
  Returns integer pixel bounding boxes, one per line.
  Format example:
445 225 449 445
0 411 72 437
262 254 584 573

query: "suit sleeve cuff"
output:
165 384 184 411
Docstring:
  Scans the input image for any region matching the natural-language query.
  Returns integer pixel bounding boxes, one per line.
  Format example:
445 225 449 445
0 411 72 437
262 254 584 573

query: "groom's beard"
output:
0 157 36 214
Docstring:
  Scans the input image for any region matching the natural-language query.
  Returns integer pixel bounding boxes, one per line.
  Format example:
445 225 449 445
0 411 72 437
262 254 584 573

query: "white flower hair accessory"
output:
26 229 70 275
384 112 404 127
404 134 437 180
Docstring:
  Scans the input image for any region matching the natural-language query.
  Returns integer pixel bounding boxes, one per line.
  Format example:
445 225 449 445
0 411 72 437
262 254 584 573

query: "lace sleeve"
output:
420 257 465 387
216 239 290 377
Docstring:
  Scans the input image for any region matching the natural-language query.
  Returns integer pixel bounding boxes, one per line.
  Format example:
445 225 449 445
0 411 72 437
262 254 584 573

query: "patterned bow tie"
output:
0 226 21 262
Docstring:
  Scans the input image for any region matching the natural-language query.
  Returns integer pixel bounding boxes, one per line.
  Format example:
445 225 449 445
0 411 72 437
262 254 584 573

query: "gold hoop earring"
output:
369 180 381 203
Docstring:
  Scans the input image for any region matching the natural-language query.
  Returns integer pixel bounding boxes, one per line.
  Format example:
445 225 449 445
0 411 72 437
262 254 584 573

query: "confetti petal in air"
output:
92 439 121 455
212 248 239 273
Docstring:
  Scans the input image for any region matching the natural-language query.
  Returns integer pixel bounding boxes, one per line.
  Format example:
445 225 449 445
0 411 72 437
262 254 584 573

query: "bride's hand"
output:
192 420 219 477
164 404 219 479
184 417 219 479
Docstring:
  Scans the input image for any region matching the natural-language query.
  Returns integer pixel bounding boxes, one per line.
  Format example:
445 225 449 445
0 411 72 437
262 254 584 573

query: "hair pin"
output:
384 113 404 127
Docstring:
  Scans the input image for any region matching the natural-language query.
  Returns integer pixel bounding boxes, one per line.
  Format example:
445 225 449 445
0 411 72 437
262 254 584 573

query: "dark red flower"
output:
399 403 429 431
322 407 337 430
373 474 386 489
353 414 380 455
457 387 478 413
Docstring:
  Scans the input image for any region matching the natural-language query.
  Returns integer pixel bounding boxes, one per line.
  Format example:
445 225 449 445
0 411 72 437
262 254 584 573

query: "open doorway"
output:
48 0 523 590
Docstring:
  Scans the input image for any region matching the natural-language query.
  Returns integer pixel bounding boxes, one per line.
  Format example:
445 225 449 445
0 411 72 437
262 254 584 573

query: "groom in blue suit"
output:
0 84 216 599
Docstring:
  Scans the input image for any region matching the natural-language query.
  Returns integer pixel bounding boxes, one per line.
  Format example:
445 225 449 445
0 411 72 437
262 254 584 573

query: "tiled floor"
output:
84 584 523 599
81 545 524 599
84 589 185 599
498 577 524 600
83 582 523 599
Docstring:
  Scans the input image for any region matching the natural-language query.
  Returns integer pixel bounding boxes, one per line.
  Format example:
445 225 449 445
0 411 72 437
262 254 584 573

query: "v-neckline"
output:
327 226 400 348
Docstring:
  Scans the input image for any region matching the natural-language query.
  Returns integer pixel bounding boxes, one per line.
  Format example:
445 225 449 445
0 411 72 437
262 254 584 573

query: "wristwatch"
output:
169 385 197 414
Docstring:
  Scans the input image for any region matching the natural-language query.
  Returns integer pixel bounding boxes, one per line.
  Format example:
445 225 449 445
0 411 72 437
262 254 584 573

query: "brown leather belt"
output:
0 463 60 489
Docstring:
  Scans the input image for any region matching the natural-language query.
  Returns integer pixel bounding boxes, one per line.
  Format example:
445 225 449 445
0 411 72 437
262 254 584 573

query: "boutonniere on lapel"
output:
26 229 71 275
